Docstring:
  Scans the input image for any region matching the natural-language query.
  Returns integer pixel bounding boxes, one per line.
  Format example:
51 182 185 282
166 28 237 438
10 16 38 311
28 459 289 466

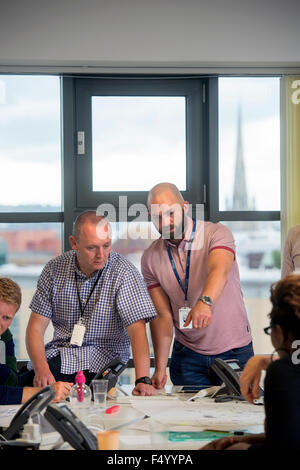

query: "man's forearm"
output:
200 268 228 304
128 323 151 379
150 316 174 371
26 329 49 373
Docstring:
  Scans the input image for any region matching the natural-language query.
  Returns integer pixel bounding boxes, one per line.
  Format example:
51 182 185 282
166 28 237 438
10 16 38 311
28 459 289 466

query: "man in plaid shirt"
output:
25 211 158 396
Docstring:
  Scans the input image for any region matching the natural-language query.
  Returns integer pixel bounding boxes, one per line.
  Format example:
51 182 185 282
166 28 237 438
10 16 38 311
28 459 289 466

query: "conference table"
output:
0 384 265 451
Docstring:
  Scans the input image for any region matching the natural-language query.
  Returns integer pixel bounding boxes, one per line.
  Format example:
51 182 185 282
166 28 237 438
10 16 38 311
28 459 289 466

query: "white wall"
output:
0 0 300 71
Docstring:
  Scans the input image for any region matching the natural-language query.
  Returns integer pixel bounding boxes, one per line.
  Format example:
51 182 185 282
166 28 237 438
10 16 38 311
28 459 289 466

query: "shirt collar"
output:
72 250 110 280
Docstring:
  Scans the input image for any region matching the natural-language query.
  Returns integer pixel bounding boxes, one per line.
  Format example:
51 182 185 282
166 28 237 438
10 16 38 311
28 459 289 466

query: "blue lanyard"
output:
167 219 196 304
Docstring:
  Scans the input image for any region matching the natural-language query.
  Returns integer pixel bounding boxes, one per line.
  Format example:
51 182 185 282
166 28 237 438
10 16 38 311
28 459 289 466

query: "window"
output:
92 96 187 192
218 77 280 212
72 77 206 212
0 75 62 358
217 77 281 356
0 74 282 363
0 75 61 211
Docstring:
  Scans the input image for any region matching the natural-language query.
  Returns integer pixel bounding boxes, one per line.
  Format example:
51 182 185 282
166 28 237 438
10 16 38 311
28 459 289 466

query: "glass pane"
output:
223 220 281 354
0 223 62 358
92 96 186 191
111 221 160 272
219 77 280 211
0 75 61 212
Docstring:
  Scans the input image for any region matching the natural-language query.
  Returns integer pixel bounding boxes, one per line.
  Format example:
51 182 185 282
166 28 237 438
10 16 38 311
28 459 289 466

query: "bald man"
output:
25 211 158 396
141 183 253 388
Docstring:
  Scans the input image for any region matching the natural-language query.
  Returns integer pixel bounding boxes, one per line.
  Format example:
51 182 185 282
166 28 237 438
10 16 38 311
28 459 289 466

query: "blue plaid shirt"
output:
27 250 157 374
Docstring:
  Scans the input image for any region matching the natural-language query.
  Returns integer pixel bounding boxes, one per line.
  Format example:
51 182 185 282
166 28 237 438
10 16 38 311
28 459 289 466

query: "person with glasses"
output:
201 274 300 450
240 225 300 404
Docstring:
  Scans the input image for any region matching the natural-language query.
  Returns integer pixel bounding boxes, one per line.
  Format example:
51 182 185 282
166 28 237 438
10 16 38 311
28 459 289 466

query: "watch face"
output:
200 296 213 305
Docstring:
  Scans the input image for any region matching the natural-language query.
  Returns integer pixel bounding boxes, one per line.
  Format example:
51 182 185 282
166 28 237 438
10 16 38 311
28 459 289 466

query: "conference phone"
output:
211 358 264 403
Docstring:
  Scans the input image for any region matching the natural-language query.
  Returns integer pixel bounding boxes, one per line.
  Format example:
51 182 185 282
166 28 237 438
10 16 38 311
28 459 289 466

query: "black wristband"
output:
135 376 152 386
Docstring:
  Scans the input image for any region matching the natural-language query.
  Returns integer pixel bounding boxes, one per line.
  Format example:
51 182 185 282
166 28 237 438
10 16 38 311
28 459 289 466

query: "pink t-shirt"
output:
141 217 252 355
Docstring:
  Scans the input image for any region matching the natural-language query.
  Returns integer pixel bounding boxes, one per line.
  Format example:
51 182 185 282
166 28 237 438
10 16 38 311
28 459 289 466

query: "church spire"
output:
232 105 249 210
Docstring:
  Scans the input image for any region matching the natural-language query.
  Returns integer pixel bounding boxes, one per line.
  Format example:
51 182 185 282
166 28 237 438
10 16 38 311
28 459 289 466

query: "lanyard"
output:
167 219 196 304
75 269 102 321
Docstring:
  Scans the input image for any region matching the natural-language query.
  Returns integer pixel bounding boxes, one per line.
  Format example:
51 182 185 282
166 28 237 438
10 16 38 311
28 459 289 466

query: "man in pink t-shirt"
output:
141 183 253 388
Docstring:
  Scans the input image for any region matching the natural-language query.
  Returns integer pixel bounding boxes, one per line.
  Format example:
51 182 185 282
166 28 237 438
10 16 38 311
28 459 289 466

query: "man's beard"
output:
161 210 187 242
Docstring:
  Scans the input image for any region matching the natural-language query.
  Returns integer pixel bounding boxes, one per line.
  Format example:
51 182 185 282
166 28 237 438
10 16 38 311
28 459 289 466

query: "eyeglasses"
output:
263 325 272 335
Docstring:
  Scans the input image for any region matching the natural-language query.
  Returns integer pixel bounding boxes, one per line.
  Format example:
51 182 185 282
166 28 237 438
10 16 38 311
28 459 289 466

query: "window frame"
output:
72 77 207 216
208 76 280 223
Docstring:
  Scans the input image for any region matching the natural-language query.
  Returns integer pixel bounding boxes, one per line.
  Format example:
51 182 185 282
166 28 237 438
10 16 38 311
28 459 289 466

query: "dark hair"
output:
269 274 300 341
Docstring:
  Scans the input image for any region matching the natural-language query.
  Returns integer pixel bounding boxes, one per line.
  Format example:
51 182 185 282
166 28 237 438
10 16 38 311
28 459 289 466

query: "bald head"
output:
147 182 184 208
148 183 189 243
72 211 110 241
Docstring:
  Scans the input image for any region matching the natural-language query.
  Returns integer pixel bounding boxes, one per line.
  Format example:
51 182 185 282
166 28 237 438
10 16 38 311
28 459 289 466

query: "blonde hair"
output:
0 277 22 311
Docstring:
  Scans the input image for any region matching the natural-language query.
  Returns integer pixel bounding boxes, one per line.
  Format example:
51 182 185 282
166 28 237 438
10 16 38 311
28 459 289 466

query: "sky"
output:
0 75 280 211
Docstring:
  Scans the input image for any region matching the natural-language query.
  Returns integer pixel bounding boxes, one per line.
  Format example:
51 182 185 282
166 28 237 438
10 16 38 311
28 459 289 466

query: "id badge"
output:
179 307 192 329
70 322 86 346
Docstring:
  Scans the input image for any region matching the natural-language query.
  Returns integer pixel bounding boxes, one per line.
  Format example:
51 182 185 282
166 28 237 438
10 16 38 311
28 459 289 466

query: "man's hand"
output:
200 435 248 450
132 383 157 396
151 369 167 389
184 302 212 329
240 355 273 403
33 367 56 387
52 381 73 403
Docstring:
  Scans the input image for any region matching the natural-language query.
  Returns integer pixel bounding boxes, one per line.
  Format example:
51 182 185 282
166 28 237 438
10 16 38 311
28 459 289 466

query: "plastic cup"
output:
91 380 108 411
97 430 120 450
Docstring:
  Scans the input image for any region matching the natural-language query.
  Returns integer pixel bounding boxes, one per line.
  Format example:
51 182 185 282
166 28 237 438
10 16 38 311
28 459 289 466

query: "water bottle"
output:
69 370 92 423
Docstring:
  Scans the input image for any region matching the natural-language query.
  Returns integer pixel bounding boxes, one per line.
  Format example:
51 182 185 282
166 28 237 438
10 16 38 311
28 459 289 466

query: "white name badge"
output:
179 307 192 329
70 323 86 346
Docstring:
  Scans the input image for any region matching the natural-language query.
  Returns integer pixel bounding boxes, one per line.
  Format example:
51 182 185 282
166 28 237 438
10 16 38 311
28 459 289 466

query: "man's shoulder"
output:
141 239 163 265
287 225 300 241
108 251 140 275
42 250 74 274
202 220 231 234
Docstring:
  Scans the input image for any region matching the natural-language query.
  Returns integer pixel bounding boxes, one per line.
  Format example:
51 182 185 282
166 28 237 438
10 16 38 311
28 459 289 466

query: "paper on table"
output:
130 397 265 430
0 405 21 427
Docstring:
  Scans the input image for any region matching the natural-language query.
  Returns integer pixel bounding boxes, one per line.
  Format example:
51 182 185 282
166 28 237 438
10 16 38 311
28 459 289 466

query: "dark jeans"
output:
18 354 96 386
169 339 254 387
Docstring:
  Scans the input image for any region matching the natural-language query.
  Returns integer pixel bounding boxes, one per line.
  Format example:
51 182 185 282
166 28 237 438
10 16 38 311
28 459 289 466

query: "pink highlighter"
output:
105 405 120 414
75 370 86 403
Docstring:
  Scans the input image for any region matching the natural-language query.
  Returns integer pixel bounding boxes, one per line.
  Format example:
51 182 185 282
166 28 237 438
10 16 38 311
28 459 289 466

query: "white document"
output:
0 405 21 427
130 397 265 430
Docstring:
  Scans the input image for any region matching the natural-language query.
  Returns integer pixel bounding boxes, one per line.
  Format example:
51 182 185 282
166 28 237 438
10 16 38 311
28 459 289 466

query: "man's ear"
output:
69 235 77 250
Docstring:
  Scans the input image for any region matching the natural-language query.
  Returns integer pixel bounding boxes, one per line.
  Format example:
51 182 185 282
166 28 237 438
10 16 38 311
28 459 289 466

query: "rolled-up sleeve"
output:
29 263 54 318
141 250 160 290
116 267 157 327
208 223 236 258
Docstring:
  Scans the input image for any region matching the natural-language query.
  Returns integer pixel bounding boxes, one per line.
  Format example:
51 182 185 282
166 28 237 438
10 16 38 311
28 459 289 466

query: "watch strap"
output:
135 376 152 386
198 295 213 306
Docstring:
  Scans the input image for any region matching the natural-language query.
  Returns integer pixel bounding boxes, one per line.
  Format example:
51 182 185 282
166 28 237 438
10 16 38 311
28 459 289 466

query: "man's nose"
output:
96 247 104 258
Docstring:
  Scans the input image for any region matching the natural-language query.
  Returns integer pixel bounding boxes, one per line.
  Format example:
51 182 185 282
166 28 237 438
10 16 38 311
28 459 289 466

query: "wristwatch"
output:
135 376 152 386
198 295 213 307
